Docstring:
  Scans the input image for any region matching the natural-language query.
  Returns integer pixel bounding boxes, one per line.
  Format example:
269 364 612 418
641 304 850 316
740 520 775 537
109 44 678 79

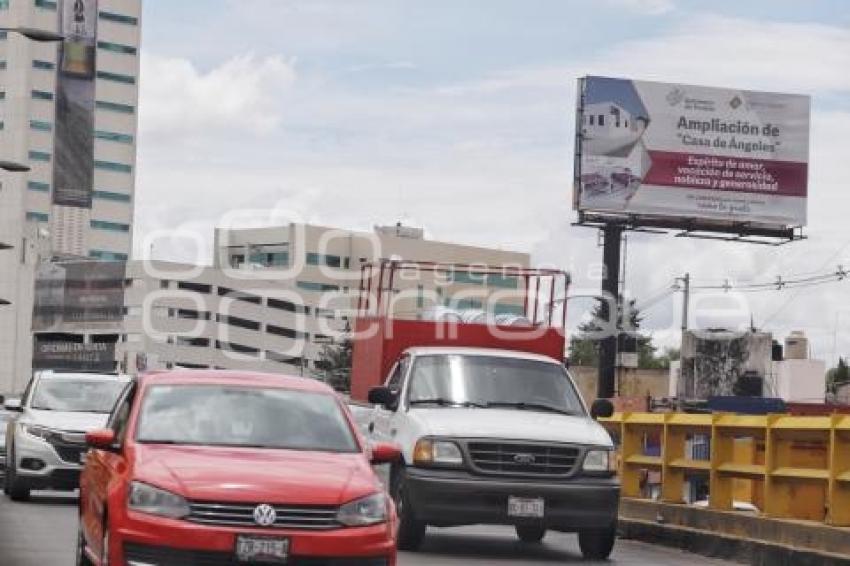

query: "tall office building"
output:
0 0 141 390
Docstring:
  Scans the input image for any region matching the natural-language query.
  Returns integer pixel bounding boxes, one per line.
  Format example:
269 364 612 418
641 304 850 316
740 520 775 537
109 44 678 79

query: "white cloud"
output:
607 0 675 16
139 53 296 139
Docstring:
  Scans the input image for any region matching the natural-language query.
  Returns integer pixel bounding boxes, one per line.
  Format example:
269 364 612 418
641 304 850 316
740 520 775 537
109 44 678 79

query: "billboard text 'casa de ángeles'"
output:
574 77 810 229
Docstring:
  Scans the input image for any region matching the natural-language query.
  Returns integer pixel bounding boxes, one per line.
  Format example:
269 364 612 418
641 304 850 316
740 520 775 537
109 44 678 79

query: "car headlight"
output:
20 423 55 442
413 438 463 467
337 493 388 526
128 482 190 519
582 449 614 473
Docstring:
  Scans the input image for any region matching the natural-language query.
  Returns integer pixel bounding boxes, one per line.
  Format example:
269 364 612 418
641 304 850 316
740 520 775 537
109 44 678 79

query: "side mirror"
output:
86 429 117 451
370 442 402 465
4 399 22 412
590 399 615 420
368 387 397 409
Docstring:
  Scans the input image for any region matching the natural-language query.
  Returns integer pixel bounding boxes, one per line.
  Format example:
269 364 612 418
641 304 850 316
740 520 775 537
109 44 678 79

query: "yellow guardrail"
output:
601 413 850 526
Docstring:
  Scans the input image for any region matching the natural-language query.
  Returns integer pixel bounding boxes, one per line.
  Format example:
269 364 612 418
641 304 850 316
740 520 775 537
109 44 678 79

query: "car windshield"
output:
407 354 585 415
30 379 126 413
136 385 359 452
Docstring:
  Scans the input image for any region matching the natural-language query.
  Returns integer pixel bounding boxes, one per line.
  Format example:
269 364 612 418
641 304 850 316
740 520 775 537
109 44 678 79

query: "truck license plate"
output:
508 496 545 518
235 535 290 563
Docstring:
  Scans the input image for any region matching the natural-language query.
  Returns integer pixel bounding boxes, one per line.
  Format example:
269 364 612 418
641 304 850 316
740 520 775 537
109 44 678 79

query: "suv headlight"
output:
413 438 463 467
582 449 614 473
337 493 388 526
128 482 190 519
21 423 55 442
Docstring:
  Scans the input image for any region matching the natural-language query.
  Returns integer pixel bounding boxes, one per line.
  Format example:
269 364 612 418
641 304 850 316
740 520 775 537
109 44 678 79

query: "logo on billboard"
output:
729 96 743 109
666 88 685 106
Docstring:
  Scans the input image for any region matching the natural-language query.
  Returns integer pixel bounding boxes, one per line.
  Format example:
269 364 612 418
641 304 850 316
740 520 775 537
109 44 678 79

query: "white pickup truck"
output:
364 346 619 560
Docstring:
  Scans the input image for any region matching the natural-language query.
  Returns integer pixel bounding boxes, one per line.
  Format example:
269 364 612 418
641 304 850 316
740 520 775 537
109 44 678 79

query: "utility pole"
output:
597 224 622 399
680 272 690 332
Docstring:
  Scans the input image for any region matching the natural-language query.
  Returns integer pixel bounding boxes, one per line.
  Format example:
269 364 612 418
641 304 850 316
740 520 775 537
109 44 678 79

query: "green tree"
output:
568 297 671 369
314 333 353 392
827 357 850 395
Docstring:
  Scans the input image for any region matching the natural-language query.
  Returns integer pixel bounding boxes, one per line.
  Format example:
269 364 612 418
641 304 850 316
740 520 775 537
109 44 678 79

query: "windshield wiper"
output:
482 401 577 416
409 398 488 408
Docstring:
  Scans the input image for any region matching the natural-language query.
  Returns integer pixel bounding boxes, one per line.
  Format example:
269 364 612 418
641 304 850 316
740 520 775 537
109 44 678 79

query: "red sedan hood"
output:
133 444 381 506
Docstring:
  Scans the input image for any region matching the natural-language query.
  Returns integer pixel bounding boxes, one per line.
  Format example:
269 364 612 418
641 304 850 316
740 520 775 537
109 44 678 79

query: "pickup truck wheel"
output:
515 525 546 543
578 524 617 561
391 467 426 551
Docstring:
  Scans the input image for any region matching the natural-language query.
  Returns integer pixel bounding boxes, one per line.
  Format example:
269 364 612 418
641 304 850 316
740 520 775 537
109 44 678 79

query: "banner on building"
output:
574 76 810 229
52 0 98 208
33 261 126 332
33 340 116 372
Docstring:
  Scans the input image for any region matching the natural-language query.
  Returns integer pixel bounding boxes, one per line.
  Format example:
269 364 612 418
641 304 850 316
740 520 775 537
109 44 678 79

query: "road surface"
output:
0 491 732 565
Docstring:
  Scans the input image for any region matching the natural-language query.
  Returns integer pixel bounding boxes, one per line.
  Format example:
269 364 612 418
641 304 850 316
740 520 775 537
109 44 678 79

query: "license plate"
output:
235 535 290 563
508 496 545 518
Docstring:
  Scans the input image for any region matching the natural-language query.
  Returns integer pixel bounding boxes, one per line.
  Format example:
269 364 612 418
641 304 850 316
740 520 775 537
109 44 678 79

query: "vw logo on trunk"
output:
514 453 536 465
253 504 277 527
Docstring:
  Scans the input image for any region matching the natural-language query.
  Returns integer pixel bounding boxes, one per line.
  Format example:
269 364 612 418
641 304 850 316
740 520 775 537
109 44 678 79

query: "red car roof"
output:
138 370 336 394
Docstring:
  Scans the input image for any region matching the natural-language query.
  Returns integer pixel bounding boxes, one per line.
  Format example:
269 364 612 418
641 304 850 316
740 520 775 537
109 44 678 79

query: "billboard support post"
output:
598 223 622 399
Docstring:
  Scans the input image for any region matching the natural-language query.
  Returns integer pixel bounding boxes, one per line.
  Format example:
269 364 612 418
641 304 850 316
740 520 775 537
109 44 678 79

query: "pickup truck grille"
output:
187 502 341 530
466 441 580 477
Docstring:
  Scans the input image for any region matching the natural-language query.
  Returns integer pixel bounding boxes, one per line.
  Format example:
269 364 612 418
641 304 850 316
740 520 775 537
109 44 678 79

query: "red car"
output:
76 370 400 566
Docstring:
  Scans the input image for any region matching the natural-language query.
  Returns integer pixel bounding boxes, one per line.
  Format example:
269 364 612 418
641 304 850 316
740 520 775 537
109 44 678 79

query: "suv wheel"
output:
516 525 546 543
5 447 31 502
578 523 617 561
391 467 426 551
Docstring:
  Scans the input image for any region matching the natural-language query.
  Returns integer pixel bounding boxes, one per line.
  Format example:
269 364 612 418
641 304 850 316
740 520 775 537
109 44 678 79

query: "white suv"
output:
3 371 130 500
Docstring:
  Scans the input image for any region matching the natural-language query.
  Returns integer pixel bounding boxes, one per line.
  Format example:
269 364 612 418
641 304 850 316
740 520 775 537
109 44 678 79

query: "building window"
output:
454 298 483 310
297 281 339 292
94 160 132 173
248 251 288 267
589 115 594 126
230 254 245 268
32 90 54 101
27 181 50 192
177 281 211 294
218 288 262 305
32 60 55 70
306 252 343 268
450 271 485 285
97 70 136 85
96 100 134 114
266 351 304 367
217 314 261 331
175 337 210 348
93 190 131 202
95 130 134 144
494 303 525 316
28 150 51 162
487 274 519 289
0 1 8 10
268 298 310 315
99 10 139 25
215 341 260 356
160 280 170 289
26 211 49 222
29 120 52 132
89 250 129 261
267 324 308 340
34 0 57 9
172 308 211 321
97 41 137 55
90 220 130 232
598 114 605 126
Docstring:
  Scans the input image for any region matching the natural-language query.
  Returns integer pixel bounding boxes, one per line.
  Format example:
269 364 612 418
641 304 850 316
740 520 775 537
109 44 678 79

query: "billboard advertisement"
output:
33 261 126 332
574 76 810 229
52 0 98 208
33 340 116 373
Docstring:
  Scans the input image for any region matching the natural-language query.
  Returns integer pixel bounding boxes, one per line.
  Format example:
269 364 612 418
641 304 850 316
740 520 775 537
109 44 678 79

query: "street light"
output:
0 160 30 173
0 26 65 42
0 299 11 306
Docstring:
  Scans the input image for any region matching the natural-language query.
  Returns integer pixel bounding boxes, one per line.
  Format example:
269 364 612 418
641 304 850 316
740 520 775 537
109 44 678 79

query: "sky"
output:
134 0 850 364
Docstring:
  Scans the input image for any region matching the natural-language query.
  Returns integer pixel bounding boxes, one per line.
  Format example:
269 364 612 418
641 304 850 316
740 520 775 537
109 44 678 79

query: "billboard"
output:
574 77 810 229
33 261 126 332
52 0 98 208
33 340 116 372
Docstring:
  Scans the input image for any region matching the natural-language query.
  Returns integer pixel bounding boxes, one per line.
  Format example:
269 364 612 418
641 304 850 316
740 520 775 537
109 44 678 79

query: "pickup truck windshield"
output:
407 355 585 415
